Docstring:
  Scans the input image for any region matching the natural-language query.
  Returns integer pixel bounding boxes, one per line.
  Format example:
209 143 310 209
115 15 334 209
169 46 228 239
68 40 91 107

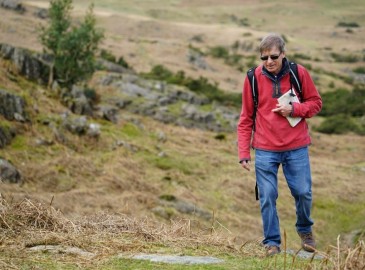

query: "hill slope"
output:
0 0 364 262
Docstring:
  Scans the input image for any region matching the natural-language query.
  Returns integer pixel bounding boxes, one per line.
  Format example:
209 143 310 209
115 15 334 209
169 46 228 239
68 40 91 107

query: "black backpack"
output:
246 61 302 200
247 61 302 131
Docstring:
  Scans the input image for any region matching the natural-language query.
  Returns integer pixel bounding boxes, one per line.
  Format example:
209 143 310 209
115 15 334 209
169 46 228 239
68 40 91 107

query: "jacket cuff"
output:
239 158 250 164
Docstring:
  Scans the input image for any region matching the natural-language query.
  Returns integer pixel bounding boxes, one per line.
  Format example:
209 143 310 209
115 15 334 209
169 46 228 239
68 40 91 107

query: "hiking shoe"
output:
298 232 316 252
265 245 281 256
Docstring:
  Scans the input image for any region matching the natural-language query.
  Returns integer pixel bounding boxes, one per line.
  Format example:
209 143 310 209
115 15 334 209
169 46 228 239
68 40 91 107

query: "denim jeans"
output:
255 147 314 247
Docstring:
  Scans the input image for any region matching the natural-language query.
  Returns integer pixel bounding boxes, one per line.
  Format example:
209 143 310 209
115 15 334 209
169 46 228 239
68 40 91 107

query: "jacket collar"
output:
262 58 290 80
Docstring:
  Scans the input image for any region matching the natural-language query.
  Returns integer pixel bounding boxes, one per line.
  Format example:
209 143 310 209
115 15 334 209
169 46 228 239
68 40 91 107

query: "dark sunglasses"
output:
260 53 281 61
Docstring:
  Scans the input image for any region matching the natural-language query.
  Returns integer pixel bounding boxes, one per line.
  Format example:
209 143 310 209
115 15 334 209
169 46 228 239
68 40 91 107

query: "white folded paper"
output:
277 89 302 127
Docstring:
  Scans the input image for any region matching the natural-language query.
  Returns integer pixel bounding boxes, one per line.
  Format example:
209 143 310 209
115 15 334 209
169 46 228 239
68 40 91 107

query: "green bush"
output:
330 52 359 63
353 66 365 74
209 46 229 59
315 114 364 135
100 49 116 62
319 87 365 117
100 49 129 69
337 21 360 28
117 56 129 69
316 87 365 135
39 0 104 88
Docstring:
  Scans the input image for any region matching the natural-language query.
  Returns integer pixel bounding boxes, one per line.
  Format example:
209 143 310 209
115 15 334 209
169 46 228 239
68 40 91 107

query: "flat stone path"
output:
285 249 324 260
127 254 224 265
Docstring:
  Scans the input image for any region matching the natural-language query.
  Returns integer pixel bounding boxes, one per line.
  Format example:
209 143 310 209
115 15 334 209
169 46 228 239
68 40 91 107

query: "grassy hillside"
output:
0 0 365 268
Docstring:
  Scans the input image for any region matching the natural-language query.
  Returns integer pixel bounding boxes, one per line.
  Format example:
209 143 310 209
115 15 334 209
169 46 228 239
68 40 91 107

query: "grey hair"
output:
259 33 286 53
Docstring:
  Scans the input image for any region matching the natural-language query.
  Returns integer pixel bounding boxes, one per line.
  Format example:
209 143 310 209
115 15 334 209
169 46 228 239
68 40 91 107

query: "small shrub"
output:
331 52 359 63
214 133 226 141
237 18 250 27
100 49 116 62
245 55 257 68
225 53 243 66
209 46 229 59
319 88 365 117
315 114 362 135
159 194 176 201
353 66 365 74
337 21 360 28
190 34 204 43
117 56 129 69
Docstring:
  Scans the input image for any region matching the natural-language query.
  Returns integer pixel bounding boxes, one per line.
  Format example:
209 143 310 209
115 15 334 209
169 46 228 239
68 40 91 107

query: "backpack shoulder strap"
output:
247 66 258 131
288 62 303 101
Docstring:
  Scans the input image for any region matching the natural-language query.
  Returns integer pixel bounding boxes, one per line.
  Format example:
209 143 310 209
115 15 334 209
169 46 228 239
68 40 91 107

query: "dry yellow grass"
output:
0 198 364 269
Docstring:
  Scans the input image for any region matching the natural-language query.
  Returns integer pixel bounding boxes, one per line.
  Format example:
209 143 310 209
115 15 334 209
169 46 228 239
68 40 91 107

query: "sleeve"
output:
237 75 255 161
291 65 322 118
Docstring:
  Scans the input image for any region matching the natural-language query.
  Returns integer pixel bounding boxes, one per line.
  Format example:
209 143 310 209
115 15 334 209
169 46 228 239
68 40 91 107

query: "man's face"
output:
261 47 285 75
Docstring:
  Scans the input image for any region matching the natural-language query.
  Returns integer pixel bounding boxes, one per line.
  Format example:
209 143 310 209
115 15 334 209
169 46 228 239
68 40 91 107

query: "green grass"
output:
7 252 324 270
121 122 143 138
8 134 27 150
313 198 365 241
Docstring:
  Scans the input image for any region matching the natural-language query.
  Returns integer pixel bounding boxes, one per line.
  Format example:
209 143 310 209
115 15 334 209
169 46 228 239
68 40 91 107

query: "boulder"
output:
0 43 49 83
0 0 25 13
0 89 28 122
0 159 22 184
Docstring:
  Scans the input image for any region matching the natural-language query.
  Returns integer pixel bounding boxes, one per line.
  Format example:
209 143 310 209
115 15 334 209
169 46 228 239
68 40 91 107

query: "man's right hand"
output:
241 160 251 171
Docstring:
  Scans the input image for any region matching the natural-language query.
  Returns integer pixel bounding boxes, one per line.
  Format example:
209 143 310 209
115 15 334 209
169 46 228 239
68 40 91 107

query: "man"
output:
237 33 322 256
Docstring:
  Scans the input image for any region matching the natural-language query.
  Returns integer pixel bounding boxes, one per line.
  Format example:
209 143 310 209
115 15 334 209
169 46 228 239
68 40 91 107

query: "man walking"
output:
237 33 322 256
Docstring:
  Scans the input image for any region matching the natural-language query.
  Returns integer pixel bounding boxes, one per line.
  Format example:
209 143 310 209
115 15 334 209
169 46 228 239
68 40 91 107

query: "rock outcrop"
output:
0 158 22 184
0 43 49 83
0 89 28 122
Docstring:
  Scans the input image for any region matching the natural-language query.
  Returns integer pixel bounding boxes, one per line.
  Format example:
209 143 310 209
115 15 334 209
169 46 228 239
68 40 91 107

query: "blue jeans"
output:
255 147 314 247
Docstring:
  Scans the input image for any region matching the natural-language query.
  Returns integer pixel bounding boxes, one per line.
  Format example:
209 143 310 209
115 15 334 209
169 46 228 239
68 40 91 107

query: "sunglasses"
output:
260 53 281 61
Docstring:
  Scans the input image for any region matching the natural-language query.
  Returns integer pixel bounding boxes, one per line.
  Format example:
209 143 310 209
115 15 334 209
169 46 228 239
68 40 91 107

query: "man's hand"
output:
241 160 251 171
272 104 292 117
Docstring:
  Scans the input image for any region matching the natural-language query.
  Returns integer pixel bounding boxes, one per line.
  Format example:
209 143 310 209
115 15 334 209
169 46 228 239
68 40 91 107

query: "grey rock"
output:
187 50 212 70
0 0 25 13
285 249 324 260
96 105 119 123
62 115 88 135
68 86 94 116
96 59 133 74
159 196 212 220
0 159 22 184
34 8 48 19
87 123 101 138
0 89 28 122
0 43 49 82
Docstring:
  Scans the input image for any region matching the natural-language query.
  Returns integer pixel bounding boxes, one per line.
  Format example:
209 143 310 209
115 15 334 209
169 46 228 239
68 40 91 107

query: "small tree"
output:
39 0 104 88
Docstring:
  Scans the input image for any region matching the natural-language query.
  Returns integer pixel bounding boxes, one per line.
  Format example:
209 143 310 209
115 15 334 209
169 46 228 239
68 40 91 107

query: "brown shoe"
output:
298 232 316 252
265 245 281 256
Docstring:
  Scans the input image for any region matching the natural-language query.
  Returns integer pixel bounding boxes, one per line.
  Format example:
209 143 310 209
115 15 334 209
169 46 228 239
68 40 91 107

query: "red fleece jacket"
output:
237 63 322 161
